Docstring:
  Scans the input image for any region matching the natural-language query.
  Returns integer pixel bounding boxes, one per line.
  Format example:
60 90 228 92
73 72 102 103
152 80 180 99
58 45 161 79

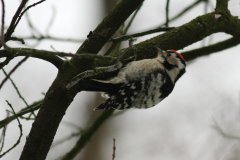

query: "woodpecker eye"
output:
167 53 171 57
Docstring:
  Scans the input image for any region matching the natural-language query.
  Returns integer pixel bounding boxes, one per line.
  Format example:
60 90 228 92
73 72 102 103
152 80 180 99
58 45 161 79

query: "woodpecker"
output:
82 48 186 110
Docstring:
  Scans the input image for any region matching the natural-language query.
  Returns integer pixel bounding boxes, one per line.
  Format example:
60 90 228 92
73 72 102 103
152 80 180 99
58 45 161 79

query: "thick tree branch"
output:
182 37 240 61
215 0 228 12
110 10 239 61
224 15 240 39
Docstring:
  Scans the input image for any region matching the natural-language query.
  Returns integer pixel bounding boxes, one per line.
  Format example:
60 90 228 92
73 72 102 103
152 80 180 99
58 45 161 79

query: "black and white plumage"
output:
84 48 186 110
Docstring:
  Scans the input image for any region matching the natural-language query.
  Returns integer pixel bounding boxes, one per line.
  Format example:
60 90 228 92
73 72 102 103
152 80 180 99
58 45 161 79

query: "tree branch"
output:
123 3 143 35
3 0 47 48
61 110 114 160
165 0 170 27
3 0 28 46
212 118 240 140
0 48 63 69
13 0 46 30
0 101 23 158
0 112 8 154
182 37 240 61
109 27 174 42
0 56 28 90
0 0 7 48
75 0 144 54
160 0 205 26
110 10 238 61
215 0 228 12
0 48 119 70
224 15 240 39
0 100 43 129
20 35 84 43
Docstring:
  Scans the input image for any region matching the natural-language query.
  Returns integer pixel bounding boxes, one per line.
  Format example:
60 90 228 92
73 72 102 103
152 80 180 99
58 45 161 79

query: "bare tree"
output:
0 0 240 160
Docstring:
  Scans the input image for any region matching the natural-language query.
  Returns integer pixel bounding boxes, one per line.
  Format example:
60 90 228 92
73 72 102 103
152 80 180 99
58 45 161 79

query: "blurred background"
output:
0 0 240 159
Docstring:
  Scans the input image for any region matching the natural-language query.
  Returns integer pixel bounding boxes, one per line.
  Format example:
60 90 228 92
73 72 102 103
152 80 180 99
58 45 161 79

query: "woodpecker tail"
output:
94 98 126 110
93 79 143 110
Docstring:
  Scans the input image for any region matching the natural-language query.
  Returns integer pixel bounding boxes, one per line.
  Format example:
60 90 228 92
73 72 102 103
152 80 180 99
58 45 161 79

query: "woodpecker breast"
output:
91 48 186 110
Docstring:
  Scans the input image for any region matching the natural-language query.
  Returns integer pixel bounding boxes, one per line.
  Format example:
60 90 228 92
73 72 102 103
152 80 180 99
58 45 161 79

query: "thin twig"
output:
0 57 14 70
0 0 4 41
160 0 204 26
165 0 170 27
2 68 36 117
0 113 9 143
104 41 118 55
23 4 42 37
107 3 143 54
0 101 23 158
112 138 116 160
51 132 81 149
104 24 125 56
8 37 25 44
5 0 28 39
0 112 9 154
204 0 208 14
14 0 46 29
46 6 56 35
19 4 83 45
0 0 7 48
0 56 29 90
110 27 174 42
61 121 82 130
123 3 143 35
21 35 84 43
212 118 240 140
2 69 29 107
0 100 42 129
0 47 98 58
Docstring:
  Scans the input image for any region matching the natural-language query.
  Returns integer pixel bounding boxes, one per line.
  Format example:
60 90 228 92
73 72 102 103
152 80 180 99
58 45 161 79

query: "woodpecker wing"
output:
81 79 124 93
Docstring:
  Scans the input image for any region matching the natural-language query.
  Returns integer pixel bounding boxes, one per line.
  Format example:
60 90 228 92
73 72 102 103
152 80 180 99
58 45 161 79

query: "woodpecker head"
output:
157 48 186 83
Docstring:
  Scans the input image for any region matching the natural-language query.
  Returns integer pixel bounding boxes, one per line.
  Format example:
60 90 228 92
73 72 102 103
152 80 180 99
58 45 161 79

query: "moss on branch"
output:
110 9 240 61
